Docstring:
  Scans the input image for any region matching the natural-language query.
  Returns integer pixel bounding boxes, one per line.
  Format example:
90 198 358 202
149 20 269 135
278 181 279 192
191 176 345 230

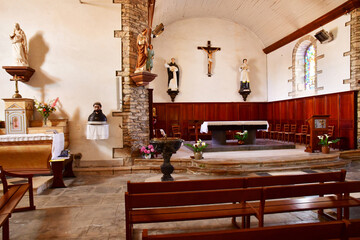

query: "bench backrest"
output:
245 170 346 188
127 170 346 194
142 220 348 240
127 178 246 194
263 181 360 200
125 187 262 209
347 219 360 238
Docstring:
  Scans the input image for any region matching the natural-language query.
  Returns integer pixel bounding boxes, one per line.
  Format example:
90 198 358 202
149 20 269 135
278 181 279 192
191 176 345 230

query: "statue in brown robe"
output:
135 29 148 73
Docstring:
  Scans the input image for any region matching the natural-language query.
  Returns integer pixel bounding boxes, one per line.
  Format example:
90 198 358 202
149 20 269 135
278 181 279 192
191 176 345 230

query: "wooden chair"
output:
171 124 182 138
295 125 308 144
188 120 201 141
284 124 297 142
269 124 281 140
277 124 289 141
327 125 335 137
327 125 336 149
260 124 272 139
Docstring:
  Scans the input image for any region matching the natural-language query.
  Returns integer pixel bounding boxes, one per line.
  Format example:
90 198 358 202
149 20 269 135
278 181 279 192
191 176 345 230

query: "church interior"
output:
1 0 360 239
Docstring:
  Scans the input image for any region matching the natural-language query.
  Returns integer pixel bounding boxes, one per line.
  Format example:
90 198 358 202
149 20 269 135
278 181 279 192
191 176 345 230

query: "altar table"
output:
200 121 268 145
0 133 64 171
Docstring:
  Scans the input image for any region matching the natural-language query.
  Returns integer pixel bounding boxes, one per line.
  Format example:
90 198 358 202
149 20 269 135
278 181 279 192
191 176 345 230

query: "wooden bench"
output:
126 170 347 240
0 166 35 240
126 187 262 240
142 219 360 240
251 181 360 227
127 170 346 194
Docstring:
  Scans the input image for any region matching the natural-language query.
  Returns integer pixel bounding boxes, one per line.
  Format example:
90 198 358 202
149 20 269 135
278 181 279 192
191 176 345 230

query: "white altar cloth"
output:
200 121 269 133
0 133 65 159
86 124 109 140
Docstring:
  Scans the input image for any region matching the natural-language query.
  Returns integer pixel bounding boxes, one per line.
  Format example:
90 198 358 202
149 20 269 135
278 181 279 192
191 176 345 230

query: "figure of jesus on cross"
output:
197 41 221 77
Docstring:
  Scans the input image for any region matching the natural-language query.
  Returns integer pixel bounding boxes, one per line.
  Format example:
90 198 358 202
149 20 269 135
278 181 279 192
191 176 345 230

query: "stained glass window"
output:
305 44 315 90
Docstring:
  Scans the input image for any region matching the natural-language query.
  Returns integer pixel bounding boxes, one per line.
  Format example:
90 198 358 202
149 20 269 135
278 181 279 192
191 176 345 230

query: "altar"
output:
0 133 64 171
200 121 268 145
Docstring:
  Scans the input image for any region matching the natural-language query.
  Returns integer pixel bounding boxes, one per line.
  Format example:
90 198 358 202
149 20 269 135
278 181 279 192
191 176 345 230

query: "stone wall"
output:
346 9 360 147
113 0 150 161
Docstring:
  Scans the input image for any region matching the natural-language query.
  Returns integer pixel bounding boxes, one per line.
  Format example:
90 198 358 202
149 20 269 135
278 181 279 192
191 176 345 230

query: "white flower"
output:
318 135 323 140
324 134 329 138
244 130 248 133
236 132 241 135
202 142 206 146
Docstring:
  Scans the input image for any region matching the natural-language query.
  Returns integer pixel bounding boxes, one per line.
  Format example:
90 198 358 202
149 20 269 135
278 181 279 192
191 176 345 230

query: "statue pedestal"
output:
167 89 179 102
239 88 251 101
2 66 36 98
2 66 35 82
130 71 157 87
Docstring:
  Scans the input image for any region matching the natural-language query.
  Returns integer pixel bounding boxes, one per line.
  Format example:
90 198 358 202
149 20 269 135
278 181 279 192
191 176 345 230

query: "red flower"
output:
43 108 46 112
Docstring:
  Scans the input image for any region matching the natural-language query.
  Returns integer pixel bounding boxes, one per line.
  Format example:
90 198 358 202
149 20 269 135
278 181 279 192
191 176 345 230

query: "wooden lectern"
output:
305 115 330 153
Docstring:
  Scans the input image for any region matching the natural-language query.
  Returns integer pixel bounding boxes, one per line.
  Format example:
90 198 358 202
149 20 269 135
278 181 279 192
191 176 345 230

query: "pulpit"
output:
305 115 330 153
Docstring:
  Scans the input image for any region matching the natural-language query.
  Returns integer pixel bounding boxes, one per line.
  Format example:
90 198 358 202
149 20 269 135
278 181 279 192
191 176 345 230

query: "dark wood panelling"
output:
153 91 357 149
314 96 326 115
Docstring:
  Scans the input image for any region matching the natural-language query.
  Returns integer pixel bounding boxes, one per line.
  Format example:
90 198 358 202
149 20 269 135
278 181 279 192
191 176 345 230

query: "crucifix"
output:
197 41 221 77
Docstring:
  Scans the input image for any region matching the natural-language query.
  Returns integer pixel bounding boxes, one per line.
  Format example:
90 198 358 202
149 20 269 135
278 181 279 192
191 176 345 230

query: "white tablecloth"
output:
0 133 65 159
200 121 269 133
86 124 109 140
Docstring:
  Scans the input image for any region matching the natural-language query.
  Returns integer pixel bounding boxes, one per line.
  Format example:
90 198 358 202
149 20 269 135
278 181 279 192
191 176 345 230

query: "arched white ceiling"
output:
152 0 348 48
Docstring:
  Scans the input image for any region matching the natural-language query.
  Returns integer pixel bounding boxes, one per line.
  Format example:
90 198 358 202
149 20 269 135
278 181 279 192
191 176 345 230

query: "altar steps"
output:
187 159 351 176
73 149 360 176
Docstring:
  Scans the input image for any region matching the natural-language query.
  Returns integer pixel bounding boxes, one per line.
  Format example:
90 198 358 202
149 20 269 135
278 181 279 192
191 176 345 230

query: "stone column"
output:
345 9 360 148
113 0 150 162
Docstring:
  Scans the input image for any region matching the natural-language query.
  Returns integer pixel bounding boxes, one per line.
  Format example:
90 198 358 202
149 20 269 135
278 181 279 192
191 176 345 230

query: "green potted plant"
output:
318 134 340 154
185 139 208 160
234 130 248 144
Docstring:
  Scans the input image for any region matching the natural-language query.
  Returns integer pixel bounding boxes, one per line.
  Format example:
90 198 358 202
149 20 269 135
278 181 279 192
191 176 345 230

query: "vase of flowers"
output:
34 98 59 127
234 130 248 145
185 139 208 160
318 134 340 154
140 144 155 159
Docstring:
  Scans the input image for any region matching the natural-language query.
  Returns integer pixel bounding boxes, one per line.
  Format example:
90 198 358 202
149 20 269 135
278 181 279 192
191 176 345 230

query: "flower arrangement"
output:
34 97 59 119
140 144 155 158
318 134 340 146
185 139 208 152
234 130 248 141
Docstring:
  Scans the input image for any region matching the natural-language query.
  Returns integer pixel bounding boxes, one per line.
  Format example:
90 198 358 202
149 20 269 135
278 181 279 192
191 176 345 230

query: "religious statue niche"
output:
238 58 251 101
87 102 109 140
165 58 180 102
3 23 35 98
130 28 157 87
197 41 221 77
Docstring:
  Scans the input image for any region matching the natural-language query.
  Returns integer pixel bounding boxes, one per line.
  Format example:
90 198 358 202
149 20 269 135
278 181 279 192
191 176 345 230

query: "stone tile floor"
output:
9 160 360 240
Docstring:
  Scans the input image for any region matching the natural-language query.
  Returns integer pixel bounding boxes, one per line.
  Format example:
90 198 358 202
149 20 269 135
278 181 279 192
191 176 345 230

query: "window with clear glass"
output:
304 44 315 90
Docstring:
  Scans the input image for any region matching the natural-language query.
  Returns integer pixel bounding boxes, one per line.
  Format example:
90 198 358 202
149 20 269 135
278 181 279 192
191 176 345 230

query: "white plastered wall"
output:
150 18 267 102
267 15 351 101
0 0 122 161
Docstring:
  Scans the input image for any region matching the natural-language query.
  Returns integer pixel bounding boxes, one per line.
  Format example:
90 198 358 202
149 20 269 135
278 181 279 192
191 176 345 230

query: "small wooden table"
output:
50 155 75 188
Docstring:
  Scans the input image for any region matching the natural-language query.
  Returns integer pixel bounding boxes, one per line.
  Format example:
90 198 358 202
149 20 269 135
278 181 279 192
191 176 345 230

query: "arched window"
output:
305 44 315 90
289 35 319 97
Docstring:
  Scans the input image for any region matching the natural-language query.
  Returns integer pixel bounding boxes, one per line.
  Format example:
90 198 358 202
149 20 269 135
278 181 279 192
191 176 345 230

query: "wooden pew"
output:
142 220 358 240
127 170 346 194
0 166 35 240
251 181 360 227
125 188 262 240
126 170 347 240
